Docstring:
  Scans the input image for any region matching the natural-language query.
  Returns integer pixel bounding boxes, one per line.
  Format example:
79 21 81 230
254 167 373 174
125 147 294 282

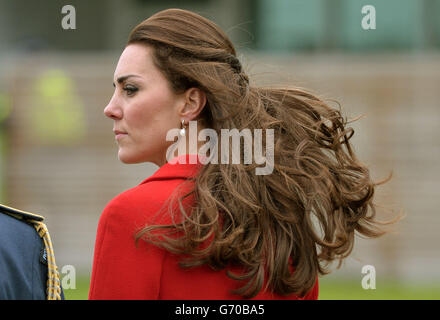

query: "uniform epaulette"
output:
0 203 45 222
0 203 62 300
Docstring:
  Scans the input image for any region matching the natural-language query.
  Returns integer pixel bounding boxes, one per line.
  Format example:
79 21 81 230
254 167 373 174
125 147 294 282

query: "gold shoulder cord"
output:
33 221 62 300
0 204 62 300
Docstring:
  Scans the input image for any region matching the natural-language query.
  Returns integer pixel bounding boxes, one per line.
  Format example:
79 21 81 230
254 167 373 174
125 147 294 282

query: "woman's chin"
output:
118 150 151 164
117 151 137 164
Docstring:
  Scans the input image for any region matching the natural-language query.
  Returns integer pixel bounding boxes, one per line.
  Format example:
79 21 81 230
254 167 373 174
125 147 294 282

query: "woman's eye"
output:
123 86 138 96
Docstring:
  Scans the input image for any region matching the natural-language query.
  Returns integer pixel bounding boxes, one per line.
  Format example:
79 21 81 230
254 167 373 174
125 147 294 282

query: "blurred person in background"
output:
89 8 399 300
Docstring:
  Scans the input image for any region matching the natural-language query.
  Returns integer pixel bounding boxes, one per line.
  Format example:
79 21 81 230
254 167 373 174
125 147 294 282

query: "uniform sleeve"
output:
88 199 167 300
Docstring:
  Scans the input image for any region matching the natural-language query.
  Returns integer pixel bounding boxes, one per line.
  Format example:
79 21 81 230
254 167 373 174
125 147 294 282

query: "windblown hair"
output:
130 8 400 299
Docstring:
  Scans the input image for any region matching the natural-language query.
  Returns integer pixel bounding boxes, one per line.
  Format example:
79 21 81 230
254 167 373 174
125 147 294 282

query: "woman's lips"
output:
113 130 128 140
115 133 127 140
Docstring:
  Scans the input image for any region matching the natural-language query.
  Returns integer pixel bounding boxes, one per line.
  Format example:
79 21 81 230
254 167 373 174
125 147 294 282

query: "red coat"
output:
89 154 319 300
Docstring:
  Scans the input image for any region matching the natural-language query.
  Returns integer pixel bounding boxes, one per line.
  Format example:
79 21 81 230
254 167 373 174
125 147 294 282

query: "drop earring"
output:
179 119 186 137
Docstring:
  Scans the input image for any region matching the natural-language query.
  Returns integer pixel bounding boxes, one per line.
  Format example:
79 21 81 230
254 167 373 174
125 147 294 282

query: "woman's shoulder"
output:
101 177 194 226
111 176 190 206
99 155 202 228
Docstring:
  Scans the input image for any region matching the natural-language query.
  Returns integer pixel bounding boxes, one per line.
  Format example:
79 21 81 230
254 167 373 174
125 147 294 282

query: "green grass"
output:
318 277 440 300
64 275 440 300
63 276 91 300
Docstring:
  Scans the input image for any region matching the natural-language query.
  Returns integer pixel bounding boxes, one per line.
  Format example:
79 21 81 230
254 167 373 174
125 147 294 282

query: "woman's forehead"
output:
114 44 155 79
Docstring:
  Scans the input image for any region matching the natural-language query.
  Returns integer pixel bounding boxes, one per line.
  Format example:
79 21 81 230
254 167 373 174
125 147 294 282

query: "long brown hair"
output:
130 8 401 299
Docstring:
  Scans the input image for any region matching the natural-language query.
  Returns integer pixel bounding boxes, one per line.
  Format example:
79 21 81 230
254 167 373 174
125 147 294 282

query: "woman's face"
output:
104 43 185 166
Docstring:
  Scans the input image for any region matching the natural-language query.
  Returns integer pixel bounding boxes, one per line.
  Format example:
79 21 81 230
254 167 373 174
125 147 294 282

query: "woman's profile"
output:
89 8 399 300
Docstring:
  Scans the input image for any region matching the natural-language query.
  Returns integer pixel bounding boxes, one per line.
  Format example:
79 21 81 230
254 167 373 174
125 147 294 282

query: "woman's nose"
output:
104 96 123 119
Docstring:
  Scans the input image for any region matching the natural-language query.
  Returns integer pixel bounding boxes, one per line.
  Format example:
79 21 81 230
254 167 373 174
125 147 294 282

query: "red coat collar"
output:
139 154 205 185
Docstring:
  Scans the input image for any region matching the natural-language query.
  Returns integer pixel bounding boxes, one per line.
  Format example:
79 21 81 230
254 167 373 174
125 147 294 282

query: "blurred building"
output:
0 0 439 285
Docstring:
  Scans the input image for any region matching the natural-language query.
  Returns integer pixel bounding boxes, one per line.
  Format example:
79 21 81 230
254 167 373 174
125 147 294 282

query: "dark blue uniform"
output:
0 203 64 300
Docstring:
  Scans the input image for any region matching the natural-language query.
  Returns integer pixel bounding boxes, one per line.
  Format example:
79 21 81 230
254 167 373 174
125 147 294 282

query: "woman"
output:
89 8 398 300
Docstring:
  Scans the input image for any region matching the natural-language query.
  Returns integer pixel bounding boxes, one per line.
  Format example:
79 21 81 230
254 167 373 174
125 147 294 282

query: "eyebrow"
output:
112 74 142 87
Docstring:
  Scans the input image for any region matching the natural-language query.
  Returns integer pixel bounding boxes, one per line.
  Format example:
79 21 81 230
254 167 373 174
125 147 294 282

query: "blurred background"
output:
0 0 439 299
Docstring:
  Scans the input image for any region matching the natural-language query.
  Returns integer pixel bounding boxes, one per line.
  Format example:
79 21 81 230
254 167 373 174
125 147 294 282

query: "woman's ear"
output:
179 87 206 120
